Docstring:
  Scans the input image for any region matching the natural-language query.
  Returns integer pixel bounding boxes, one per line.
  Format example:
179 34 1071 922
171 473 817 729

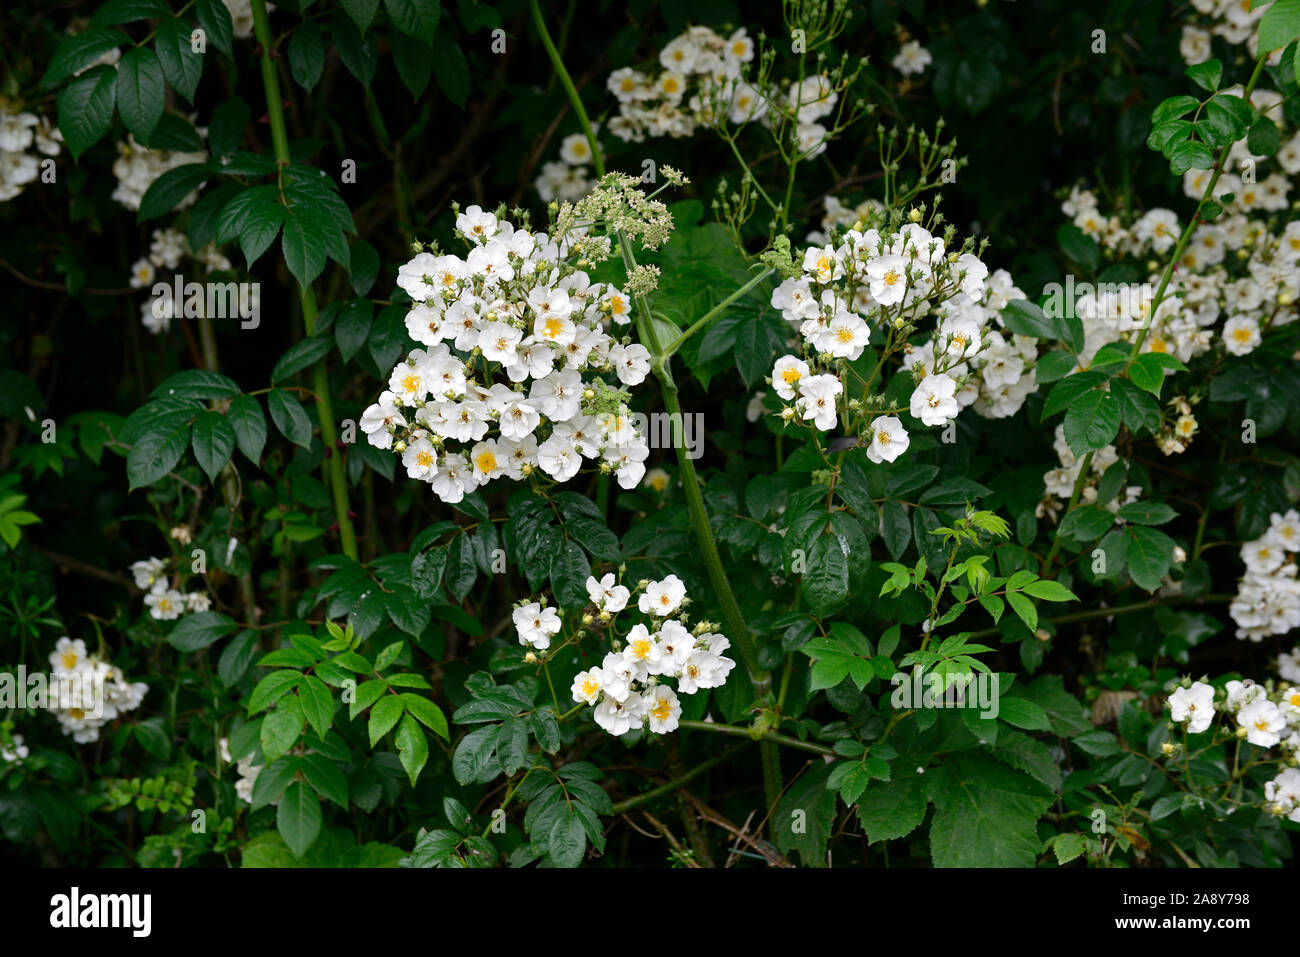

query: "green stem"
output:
528 0 603 177
964 593 1235 642
1127 53 1268 360
527 0 778 811
679 719 835 756
664 266 774 357
251 0 358 561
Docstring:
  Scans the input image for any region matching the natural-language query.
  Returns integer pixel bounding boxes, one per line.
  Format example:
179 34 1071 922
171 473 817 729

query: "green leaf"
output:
368 695 404 746
226 394 267 464
1062 388 1121 456
195 0 234 58
400 693 449 740
167 611 238 651
138 162 211 221
152 369 242 401
998 696 1053 731
1056 224 1100 273
267 389 313 449
126 413 192 490
299 675 335 737
927 753 1053 867
278 782 323 858
391 30 434 99
1247 116 1282 155
774 764 836 865
1058 504 1115 542
299 753 349 806
857 776 929 843
384 0 440 44
1117 501 1178 526
282 206 331 289
1021 579 1077 602
154 17 204 102
288 23 326 92
249 669 303 713
802 525 851 618
333 10 379 84
348 240 381 296
349 679 387 720
1168 138 1215 175
451 724 500 785
1042 371 1106 419
1052 832 1087 865
1259 0 1300 53
1006 591 1037 633
261 708 304 763
272 335 333 383
207 98 249 158
395 713 429 786
43 28 128 88
1125 525 1176 591
57 65 117 160
218 630 259 686
341 0 380 31
115 47 166 141
1111 376 1161 433
334 299 374 364
1129 352 1181 395
191 410 236 482
548 810 587 868
432 31 470 107
1150 94 1199 128
1185 58 1221 92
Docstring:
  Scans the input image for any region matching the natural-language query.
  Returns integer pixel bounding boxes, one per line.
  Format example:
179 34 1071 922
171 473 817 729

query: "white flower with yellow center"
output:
772 355 810 400
866 415 910 464
866 254 909 306
644 685 682 734
513 601 562 650
638 574 687 617
1238 699 1286 747
571 668 604 705
910 373 960 427
1168 681 1215 733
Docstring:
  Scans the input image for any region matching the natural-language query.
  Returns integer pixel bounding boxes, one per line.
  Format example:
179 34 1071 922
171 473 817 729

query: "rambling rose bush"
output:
0 0 1298 875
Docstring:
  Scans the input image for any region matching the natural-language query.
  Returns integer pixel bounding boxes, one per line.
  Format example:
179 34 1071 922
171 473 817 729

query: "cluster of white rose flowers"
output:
1166 652 1300 822
1036 423 1145 523
512 573 736 737
130 556 211 620
0 102 60 202
111 134 208 212
128 227 234 334
361 203 654 503
1229 510 1300 642
766 210 1042 460
46 637 148 744
1178 0 1286 66
1059 178 1298 371
605 25 758 142
534 131 599 204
